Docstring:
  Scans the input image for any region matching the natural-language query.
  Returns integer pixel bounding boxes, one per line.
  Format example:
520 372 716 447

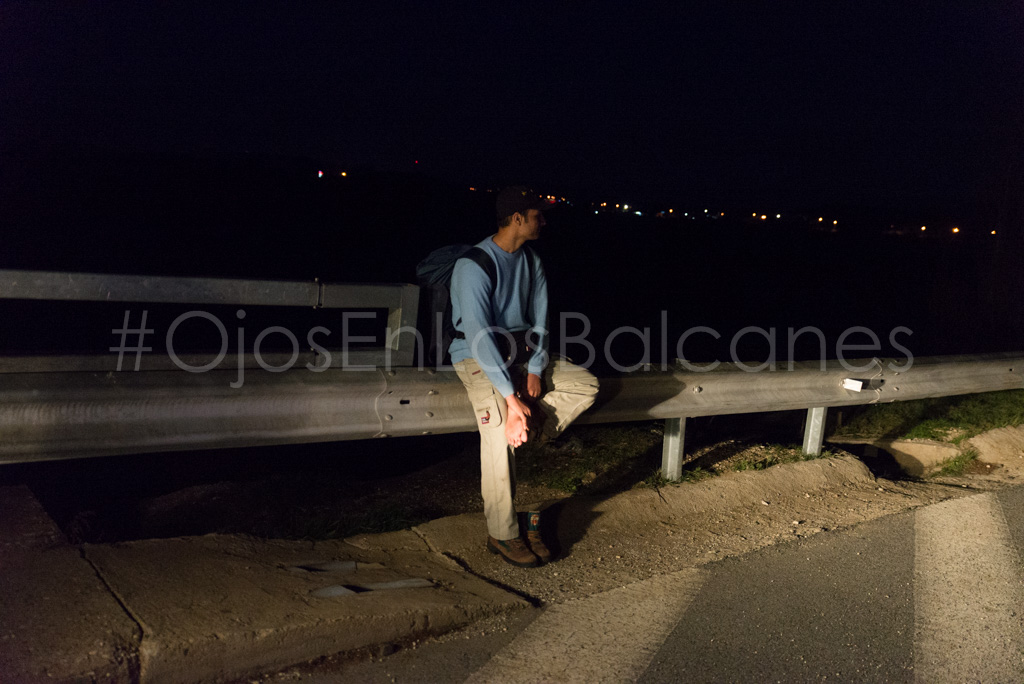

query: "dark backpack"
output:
415 245 495 367
414 243 534 367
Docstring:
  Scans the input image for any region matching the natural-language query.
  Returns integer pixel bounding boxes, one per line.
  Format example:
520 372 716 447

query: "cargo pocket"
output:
473 391 504 430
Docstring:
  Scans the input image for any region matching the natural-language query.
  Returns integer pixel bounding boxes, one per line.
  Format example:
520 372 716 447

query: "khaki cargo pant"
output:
454 357 599 540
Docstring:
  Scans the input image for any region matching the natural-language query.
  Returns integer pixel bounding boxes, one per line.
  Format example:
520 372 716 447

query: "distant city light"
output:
595 210 599 214
669 209 674 213
615 204 620 208
704 209 708 213
992 230 997 235
818 217 823 222
469 187 476 191
833 220 838 225
952 227 960 233
720 212 725 216
753 213 757 218
760 215 767 220
601 202 607 207
623 204 629 210
318 170 323 178
776 214 781 219
921 226 927 231
635 211 642 216
340 172 347 177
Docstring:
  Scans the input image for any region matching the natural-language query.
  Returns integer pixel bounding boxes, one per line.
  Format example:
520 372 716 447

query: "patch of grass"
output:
935 447 980 477
733 457 771 471
637 466 715 490
730 445 838 473
677 466 716 483
834 390 1024 443
901 419 968 443
640 471 672 489
519 423 664 493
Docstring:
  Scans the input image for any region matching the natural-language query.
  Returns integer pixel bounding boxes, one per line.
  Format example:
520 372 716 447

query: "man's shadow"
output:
524 369 688 560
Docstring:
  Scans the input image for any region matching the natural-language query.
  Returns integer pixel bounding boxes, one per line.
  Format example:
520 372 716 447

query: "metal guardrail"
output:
0 269 420 370
0 350 1021 474
0 269 1021 477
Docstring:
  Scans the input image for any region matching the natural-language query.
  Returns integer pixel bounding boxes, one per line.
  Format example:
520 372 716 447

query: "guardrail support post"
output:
661 417 687 481
802 406 827 456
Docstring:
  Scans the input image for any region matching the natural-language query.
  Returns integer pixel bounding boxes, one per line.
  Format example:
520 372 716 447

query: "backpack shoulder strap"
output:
459 245 498 290
452 246 498 337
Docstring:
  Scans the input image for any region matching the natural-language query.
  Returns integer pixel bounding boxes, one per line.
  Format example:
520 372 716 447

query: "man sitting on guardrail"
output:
450 186 600 568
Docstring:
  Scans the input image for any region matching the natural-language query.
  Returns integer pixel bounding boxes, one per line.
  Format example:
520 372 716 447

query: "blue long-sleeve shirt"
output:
449 236 549 397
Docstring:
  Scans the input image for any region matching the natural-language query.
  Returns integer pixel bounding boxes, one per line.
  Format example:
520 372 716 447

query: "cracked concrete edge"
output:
135 602 525 684
0 486 142 683
80 534 532 684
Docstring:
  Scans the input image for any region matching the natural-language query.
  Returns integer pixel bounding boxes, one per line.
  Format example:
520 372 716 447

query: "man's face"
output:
519 209 546 240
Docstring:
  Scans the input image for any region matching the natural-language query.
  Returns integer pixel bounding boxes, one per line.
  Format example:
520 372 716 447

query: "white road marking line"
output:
465 568 705 684
914 492 1024 683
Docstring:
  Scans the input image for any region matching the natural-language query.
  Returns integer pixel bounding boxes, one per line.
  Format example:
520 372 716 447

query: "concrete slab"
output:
0 486 141 682
83 533 528 684
830 436 960 476
881 439 960 476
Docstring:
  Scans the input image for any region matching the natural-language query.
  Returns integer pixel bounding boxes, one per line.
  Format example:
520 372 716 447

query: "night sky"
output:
3 3 1022 217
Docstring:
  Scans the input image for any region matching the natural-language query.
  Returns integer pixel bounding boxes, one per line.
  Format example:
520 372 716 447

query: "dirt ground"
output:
14 415 1023 552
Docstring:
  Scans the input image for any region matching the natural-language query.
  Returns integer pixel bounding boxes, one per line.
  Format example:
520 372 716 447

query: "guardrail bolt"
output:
693 386 703 394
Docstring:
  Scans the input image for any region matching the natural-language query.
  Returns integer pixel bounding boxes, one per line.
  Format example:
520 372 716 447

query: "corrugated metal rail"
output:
1 353 1020 476
1 268 1021 478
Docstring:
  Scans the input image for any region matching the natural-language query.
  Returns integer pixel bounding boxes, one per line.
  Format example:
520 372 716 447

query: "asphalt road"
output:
266 485 1024 683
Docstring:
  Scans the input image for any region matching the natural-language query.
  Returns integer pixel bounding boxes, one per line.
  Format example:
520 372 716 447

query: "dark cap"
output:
496 186 551 222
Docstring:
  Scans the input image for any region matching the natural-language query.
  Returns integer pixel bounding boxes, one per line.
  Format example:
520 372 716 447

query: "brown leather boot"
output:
487 536 540 568
525 511 555 564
